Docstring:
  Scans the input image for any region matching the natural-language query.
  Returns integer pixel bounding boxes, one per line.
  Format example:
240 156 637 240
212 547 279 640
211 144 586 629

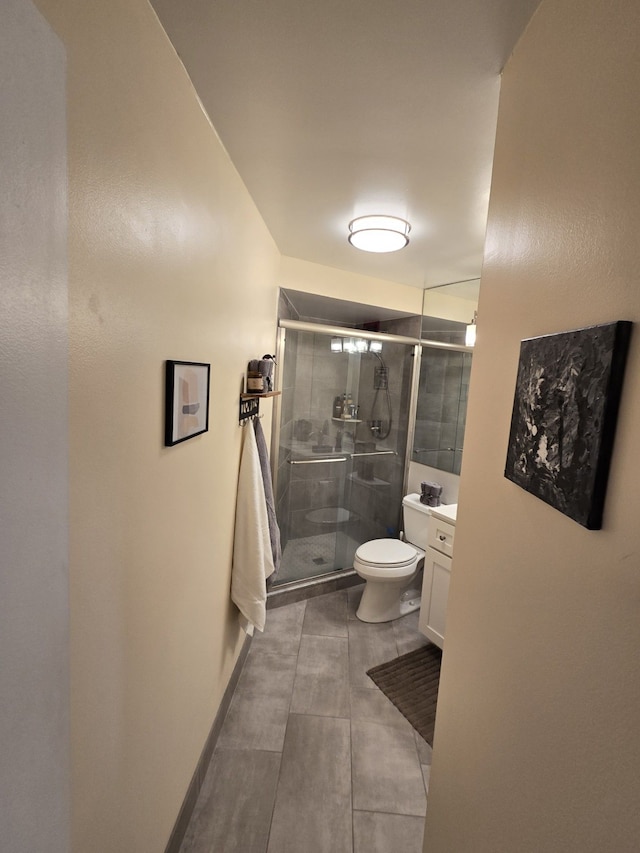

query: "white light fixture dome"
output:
348 215 411 253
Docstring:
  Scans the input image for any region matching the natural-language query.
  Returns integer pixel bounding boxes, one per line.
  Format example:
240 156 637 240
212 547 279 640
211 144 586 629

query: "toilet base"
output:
356 578 422 623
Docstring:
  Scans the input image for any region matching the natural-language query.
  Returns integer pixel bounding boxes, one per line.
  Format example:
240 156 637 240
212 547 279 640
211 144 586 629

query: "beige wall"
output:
279 255 423 315
422 288 475 324
35 0 279 850
424 1 640 851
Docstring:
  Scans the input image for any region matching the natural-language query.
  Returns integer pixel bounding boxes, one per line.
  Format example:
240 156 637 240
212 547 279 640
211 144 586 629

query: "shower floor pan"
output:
305 506 351 525
276 531 360 586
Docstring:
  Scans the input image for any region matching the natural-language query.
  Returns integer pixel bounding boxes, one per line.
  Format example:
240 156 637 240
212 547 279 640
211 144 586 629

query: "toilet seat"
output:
355 538 418 568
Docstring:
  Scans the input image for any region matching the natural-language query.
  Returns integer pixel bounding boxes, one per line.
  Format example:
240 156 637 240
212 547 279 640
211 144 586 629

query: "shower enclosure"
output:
271 321 418 586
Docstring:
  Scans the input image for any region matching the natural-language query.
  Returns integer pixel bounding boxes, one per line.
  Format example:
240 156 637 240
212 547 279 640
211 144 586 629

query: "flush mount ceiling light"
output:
348 215 411 253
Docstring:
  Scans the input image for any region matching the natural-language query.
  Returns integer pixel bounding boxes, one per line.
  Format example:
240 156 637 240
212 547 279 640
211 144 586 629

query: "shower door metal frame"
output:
269 325 287 480
279 318 421 347
403 343 422 496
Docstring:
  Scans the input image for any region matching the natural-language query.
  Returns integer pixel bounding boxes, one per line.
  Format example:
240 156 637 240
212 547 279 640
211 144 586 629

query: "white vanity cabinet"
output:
419 503 457 649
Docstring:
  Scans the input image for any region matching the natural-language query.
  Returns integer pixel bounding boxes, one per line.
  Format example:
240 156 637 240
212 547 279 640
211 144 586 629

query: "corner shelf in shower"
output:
331 416 362 424
239 391 280 424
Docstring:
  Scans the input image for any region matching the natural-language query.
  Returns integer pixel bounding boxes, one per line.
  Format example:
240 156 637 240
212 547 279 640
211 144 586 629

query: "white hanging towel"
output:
231 422 275 633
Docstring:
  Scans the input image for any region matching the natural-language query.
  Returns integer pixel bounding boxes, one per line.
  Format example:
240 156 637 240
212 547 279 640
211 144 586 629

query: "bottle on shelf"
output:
345 393 353 418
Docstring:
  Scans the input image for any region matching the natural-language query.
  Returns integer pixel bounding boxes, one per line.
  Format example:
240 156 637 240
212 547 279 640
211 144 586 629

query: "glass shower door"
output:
273 327 352 584
273 326 415 586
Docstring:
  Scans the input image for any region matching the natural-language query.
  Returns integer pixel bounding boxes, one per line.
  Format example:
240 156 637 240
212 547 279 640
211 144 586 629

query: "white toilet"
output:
354 493 431 623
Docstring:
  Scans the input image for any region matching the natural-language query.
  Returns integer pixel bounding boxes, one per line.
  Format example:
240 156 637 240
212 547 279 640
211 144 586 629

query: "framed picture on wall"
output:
504 321 631 529
164 360 211 446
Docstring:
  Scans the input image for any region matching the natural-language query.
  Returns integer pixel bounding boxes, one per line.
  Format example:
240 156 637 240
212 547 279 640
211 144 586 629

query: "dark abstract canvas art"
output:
504 321 631 529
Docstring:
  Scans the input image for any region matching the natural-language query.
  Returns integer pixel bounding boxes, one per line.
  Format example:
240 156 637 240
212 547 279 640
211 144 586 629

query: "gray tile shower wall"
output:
374 315 422 338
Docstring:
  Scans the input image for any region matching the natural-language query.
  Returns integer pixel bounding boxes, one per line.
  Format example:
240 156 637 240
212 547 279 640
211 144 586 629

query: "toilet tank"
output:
402 493 431 549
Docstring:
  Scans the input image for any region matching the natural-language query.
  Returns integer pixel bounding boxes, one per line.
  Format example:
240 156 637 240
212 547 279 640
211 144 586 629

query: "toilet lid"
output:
355 538 417 568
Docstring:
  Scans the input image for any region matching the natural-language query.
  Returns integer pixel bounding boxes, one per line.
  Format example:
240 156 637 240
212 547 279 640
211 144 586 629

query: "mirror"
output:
412 280 480 475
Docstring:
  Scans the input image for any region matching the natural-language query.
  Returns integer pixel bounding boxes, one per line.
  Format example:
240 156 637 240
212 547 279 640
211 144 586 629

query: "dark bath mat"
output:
366 643 442 746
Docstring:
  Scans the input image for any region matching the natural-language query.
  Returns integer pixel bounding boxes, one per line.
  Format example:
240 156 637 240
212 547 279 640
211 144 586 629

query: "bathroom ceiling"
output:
151 0 540 289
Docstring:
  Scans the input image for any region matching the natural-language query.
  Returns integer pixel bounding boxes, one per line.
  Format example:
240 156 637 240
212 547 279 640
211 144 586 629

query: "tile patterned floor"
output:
179 585 433 853
278 533 360 584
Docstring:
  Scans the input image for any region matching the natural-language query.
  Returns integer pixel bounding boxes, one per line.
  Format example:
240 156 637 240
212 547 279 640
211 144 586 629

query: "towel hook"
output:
239 396 261 425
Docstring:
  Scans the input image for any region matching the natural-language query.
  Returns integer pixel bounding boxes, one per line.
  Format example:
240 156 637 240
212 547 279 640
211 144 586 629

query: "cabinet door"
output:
418 547 452 649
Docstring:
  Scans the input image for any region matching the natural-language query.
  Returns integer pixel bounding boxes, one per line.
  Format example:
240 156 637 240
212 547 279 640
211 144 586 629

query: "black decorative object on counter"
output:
504 321 631 529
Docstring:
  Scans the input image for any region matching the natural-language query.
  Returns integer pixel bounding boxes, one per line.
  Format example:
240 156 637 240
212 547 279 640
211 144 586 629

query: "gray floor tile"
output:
302 589 349 637
216 690 291 752
351 720 427 816
422 763 431 794
267 714 352 853
252 600 307 656
393 610 429 656
353 811 425 853
179 748 281 853
350 685 415 733
180 586 432 853
347 619 398 689
347 584 364 619
415 731 433 765
236 650 298 700
290 635 350 717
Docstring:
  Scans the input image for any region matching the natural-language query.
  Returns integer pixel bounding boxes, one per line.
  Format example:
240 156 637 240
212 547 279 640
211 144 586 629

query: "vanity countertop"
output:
430 503 458 525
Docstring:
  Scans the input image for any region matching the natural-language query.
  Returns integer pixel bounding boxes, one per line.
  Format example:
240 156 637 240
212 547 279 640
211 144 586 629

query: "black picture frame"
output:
164 360 211 446
504 321 631 529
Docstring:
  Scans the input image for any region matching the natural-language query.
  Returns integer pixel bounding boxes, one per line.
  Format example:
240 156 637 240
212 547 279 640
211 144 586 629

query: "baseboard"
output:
164 632 253 853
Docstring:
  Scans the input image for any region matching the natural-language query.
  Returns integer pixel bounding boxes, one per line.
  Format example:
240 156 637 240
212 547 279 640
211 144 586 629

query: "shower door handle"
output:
288 457 347 465
350 451 396 457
